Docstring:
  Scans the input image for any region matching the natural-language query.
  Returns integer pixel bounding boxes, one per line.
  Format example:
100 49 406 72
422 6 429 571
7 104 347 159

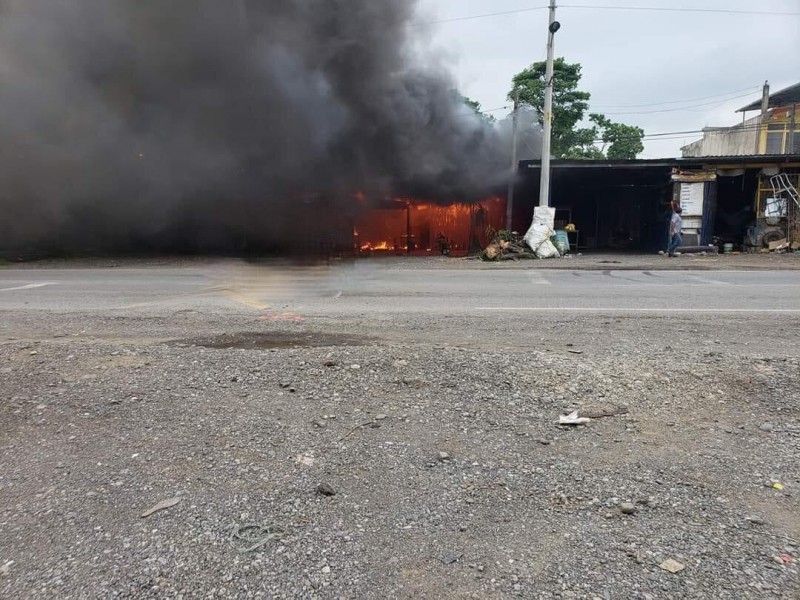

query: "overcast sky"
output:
416 0 800 157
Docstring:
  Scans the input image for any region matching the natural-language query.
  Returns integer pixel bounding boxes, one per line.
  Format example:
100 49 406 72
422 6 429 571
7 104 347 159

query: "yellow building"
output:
738 83 800 155
678 83 800 248
682 82 800 158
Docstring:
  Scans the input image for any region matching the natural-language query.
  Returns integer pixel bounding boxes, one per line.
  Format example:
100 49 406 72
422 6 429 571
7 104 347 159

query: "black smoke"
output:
0 0 530 254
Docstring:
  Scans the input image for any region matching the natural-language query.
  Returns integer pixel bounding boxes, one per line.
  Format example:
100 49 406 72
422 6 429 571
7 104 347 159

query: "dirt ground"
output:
1 261 799 599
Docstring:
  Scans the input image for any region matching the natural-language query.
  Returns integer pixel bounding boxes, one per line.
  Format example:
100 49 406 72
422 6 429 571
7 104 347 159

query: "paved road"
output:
2 265 800 315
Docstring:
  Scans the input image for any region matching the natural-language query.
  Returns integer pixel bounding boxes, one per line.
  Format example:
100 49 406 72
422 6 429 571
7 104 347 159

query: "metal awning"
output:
738 82 800 112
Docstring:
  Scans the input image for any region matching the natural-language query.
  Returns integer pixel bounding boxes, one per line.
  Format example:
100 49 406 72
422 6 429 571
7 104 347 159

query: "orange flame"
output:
360 241 394 251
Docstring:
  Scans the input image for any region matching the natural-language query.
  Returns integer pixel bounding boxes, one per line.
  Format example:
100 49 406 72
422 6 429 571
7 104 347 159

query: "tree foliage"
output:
589 114 645 160
509 58 644 159
460 95 496 123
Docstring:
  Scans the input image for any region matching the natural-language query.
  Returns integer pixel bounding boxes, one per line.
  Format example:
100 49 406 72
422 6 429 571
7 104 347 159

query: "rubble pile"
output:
480 235 537 261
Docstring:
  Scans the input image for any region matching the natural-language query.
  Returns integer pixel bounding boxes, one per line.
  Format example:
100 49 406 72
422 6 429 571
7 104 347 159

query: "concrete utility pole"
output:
539 0 559 207
506 89 520 231
757 80 770 154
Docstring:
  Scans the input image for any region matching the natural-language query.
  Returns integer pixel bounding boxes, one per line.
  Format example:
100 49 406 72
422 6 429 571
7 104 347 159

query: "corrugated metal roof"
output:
738 82 800 112
520 154 800 169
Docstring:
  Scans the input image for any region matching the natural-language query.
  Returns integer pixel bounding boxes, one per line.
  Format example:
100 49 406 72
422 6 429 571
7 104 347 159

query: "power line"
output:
464 87 760 120
643 125 763 138
560 4 800 17
427 4 799 25
533 121 770 145
589 122 769 144
457 105 511 118
590 86 760 109
427 6 547 24
601 90 758 115
457 109 770 139
645 123 767 138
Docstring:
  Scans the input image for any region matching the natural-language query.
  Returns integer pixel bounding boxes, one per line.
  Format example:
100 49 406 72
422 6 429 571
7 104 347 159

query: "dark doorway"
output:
713 171 758 248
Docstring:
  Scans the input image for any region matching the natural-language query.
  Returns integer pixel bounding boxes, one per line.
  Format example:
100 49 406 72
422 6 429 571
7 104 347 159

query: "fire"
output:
360 241 394 251
353 196 506 257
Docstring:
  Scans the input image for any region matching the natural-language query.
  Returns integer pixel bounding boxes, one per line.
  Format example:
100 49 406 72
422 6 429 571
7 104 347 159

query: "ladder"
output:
771 173 800 209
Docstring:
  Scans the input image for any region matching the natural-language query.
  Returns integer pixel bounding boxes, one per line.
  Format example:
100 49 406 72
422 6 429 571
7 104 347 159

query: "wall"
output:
682 120 759 157
683 105 800 158
759 104 800 154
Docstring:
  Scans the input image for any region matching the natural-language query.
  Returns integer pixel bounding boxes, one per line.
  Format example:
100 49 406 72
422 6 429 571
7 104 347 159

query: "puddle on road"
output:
171 331 372 350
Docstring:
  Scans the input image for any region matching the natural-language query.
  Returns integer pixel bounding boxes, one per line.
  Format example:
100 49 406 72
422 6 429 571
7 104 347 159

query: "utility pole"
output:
539 0 559 207
506 89 520 231
756 80 770 154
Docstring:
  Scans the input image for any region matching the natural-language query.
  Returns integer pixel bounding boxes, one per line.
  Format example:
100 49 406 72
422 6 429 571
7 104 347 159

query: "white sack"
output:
523 206 558 258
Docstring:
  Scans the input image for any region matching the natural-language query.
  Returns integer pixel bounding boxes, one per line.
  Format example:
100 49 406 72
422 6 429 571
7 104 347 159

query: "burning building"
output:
0 1 521 256
354 196 506 257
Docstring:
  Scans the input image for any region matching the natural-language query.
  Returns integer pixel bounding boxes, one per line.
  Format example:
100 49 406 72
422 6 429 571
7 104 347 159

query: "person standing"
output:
668 206 683 257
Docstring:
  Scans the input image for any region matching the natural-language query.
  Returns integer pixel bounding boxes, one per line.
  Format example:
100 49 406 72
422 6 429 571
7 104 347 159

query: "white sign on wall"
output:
680 183 705 216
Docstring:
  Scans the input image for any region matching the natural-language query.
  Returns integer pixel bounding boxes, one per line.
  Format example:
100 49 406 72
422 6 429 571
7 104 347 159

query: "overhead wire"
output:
433 4 789 145
466 88 760 117
559 4 800 17
426 4 800 24
430 5 781 119
599 90 759 115
587 122 770 144
590 86 760 109
427 6 548 24
463 87 760 120
456 105 511 118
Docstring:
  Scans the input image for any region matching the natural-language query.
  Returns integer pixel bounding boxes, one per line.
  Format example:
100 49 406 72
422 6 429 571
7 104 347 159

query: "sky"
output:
415 0 800 158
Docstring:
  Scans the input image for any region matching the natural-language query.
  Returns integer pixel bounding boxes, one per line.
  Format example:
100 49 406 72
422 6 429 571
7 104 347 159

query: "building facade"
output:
682 82 800 158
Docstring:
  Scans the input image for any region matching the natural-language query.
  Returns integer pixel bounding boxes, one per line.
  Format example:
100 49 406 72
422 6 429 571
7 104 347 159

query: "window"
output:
766 131 784 154
762 117 800 154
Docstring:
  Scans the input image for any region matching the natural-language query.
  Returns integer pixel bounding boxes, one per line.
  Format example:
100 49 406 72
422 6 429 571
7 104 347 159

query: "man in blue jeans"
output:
668 206 683 257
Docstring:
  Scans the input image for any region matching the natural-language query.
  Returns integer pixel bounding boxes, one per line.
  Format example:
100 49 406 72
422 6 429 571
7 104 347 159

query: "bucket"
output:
553 230 570 255
723 243 733 254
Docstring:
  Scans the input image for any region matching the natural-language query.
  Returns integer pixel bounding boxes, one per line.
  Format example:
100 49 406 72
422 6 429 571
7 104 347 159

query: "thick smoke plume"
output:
0 0 529 253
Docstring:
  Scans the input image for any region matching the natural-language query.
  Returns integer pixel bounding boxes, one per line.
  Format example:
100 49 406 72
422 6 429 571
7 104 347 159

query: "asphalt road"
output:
2 264 800 315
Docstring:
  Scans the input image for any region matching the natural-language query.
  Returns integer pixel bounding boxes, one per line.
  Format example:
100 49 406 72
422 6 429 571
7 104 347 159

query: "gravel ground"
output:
1 289 799 598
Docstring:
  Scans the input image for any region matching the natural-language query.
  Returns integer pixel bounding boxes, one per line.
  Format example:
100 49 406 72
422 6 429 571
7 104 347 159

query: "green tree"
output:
589 114 645 160
460 95 496 123
509 58 643 159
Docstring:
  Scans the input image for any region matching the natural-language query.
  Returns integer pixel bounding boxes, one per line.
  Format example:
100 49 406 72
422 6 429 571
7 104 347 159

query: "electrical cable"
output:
560 4 800 17
590 86 760 109
600 90 759 115
427 3 799 24
427 6 547 24
457 105 511 118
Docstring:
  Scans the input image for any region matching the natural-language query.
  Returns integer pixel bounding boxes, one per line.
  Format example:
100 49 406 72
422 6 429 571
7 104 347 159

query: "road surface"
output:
2 264 800 315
